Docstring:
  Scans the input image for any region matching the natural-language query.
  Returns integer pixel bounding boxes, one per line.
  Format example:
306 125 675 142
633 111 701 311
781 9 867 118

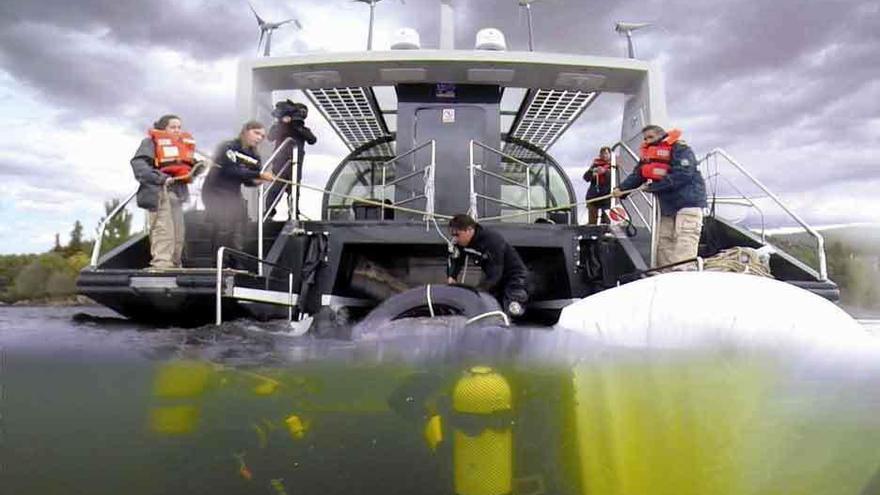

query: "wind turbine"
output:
354 0 404 51
248 1 302 57
614 21 651 59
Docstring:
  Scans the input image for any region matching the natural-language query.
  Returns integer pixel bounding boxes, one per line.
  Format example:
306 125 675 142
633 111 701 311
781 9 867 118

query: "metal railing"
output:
379 140 436 220
257 137 296 276
468 140 536 221
90 188 139 267
215 246 298 325
699 149 827 280
611 141 659 265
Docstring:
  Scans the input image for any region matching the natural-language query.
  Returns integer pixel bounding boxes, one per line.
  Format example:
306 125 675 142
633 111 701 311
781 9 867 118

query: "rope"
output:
478 185 647 222
423 165 436 222
702 247 773 278
426 284 435 318
465 310 510 327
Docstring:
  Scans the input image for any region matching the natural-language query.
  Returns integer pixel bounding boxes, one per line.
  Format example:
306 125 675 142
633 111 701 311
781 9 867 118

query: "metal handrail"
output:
382 139 435 168
611 140 658 265
469 140 535 221
257 137 298 276
611 141 656 207
215 246 298 325
260 137 295 173
90 188 138 267
701 148 827 280
262 160 294 221
474 193 529 211
379 140 436 219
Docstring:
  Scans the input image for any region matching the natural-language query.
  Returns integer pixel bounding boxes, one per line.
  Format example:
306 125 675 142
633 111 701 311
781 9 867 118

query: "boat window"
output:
496 139 574 223
373 86 398 113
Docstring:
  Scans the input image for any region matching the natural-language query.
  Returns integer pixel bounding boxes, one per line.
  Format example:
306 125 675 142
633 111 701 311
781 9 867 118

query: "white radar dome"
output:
390 28 421 50
475 28 507 51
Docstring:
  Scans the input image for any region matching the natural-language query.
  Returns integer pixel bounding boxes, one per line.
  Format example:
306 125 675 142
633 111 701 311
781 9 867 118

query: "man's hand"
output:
259 171 275 182
447 277 456 285
611 188 624 198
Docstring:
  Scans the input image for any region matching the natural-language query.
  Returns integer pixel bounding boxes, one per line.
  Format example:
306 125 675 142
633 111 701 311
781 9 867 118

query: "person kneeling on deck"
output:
202 120 274 269
446 214 529 317
612 125 707 270
130 114 199 269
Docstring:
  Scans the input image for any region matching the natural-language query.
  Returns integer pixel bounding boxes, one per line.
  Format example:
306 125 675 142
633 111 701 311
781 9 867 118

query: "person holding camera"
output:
265 99 317 219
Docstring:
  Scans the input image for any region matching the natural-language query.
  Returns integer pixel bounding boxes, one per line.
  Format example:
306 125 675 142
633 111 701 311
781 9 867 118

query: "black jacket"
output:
447 224 529 294
202 139 263 197
268 120 316 148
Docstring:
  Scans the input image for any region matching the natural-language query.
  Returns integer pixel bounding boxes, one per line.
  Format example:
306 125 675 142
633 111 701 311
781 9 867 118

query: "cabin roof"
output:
241 50 650 154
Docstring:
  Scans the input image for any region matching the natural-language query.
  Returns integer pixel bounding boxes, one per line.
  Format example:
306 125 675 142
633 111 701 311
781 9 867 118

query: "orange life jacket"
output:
639 129 682 181
591 158 611 186
148 129 196 182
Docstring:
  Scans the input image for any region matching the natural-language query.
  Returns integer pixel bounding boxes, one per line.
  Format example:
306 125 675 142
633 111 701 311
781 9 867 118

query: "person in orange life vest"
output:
612 125 707 269
583 146 614 224
202 121 275 267
130 114 199 269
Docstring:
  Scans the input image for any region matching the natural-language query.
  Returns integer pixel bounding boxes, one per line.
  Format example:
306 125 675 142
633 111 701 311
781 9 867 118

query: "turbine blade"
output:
247 1 265 25
294 19 303 29
258 29 265 53
277 18 297 27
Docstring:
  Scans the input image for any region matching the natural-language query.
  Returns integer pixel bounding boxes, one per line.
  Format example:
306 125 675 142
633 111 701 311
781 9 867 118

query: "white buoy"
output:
555 272 876 358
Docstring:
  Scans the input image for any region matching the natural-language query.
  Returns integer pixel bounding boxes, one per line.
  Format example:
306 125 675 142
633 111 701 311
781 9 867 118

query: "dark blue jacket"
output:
202 139 263 198
619 141 707 215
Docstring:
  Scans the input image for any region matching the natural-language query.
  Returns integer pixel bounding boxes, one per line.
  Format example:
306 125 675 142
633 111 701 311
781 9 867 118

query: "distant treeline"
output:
769 227 880 310
0 199 133 304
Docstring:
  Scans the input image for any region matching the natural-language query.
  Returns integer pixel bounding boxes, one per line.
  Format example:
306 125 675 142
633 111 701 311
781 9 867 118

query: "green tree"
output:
68 220 84 253
97 198 134 254
10 253 75 300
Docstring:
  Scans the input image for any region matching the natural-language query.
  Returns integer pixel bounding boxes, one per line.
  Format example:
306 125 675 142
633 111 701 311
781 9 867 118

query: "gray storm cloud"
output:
0 0 878 232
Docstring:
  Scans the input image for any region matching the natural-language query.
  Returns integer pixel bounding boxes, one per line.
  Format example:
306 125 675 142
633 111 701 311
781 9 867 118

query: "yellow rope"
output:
703 247 773 278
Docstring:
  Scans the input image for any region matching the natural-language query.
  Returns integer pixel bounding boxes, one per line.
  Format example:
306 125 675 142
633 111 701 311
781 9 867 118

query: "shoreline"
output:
0 295 98 307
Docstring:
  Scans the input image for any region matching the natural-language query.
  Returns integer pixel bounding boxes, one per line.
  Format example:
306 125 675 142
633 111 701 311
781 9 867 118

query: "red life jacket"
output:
639 129 682 181
591 158 611 186
148 129 196 182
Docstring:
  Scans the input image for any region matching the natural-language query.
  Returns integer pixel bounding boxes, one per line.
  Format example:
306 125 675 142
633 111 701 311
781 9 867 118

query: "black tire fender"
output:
357 284 501 329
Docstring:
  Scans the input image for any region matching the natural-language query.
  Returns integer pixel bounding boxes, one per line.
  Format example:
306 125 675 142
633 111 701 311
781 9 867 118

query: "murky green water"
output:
1 306 880 495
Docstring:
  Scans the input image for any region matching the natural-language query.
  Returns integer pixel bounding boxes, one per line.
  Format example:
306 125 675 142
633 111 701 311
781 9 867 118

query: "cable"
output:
426 284 435 318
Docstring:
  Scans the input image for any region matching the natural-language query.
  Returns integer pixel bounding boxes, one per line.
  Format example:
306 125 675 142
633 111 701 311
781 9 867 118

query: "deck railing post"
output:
215 247 226 326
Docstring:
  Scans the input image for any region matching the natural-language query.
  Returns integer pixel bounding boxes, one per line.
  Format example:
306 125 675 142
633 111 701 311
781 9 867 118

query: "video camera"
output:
271 99 308 121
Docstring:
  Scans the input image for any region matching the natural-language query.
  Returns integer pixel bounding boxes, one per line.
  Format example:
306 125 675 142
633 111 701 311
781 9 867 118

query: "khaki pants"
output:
149 188 185 269
656 207 703 269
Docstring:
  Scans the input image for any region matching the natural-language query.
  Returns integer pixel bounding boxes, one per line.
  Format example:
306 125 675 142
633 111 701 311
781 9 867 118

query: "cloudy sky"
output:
0 0 877 254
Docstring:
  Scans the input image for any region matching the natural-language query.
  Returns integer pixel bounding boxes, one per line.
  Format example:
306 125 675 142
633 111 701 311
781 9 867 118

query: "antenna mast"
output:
440 0 454 49
519 0 537 51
